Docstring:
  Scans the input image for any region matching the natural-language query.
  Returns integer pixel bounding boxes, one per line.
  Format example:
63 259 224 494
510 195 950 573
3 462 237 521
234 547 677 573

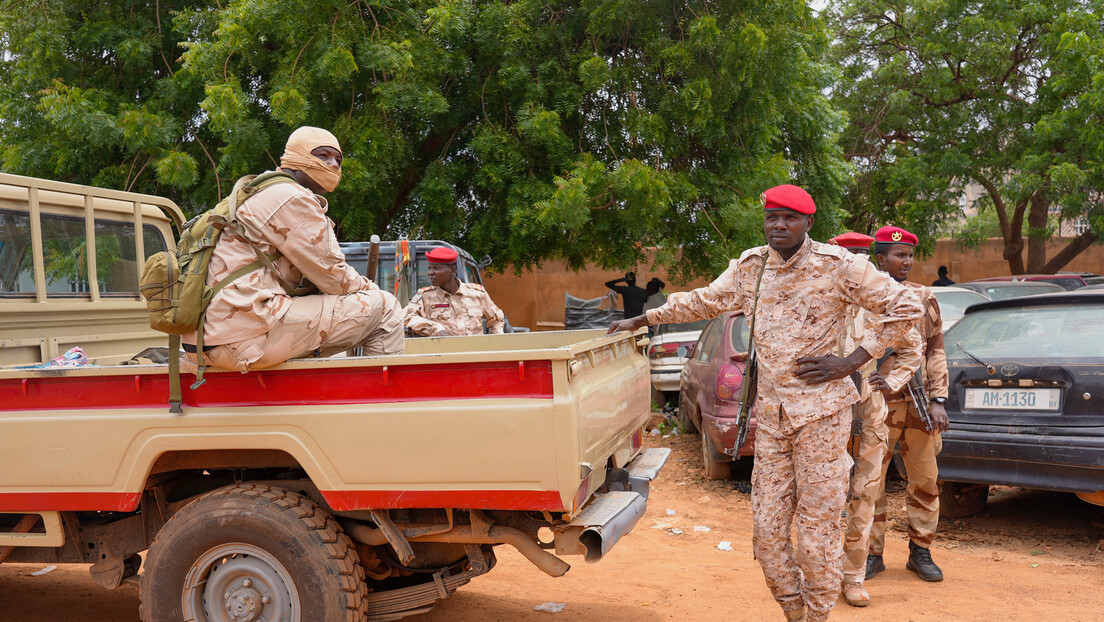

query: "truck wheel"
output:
140 483 367 622
702 433 732 480
938 481 989 518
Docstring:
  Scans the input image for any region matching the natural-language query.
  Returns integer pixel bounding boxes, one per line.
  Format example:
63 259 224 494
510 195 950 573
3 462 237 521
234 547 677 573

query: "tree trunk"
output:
1025 192 1049 274
1043 230 1099 273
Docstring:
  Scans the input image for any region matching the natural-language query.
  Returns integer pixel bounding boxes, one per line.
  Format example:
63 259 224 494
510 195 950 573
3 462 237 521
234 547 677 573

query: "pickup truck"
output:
0 173 668 621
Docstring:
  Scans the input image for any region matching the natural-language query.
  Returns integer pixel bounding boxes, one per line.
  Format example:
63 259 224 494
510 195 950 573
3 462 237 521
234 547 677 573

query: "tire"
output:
938 481 989 518
140 483 367 622
702 432 732 480
677 399 698 433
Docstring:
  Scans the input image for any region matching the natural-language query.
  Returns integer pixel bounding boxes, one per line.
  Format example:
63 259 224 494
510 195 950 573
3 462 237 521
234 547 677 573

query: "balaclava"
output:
279 126 342 193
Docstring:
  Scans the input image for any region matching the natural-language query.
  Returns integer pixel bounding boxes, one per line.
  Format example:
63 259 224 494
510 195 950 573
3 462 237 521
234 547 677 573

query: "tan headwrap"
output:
280 126 343 193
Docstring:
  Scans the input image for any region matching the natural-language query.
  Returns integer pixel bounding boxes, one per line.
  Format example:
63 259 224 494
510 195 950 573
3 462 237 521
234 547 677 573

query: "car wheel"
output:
938 481 989 518
140 483 368 622
702 432 732 480
678 399 698 433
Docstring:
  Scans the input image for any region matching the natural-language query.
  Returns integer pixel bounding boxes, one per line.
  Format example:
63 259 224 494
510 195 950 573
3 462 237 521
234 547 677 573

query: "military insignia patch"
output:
891 231 903 242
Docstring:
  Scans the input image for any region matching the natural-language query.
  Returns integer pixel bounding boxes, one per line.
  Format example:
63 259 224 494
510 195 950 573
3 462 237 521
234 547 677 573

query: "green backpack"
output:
139 171 308 413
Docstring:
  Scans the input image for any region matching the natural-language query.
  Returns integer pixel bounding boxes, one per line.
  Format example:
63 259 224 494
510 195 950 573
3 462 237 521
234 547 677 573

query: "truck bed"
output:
0 329 650 519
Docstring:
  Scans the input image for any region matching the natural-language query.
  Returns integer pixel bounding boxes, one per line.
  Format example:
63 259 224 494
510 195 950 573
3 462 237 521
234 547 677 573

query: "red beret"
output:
875 226 917 246
763 184 816 215
426 247 459 264
829 232 875 250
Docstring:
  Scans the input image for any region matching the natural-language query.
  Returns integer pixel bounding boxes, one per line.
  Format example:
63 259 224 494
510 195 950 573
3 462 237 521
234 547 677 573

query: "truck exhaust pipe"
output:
553 490 647 563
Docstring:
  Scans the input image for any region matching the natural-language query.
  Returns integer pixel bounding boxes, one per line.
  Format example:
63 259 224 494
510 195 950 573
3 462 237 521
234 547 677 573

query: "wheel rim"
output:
182 542 300 622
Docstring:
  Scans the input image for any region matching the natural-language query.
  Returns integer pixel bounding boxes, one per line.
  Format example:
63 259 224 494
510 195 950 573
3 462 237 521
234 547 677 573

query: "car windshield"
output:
933 291 988 318
946 302 1104 361
657 319 709 335
981 283 1063 300
729 315 751 351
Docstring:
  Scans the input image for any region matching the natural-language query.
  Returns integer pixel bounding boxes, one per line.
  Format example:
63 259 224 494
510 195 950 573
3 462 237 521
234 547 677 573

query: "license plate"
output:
962 388 1061 411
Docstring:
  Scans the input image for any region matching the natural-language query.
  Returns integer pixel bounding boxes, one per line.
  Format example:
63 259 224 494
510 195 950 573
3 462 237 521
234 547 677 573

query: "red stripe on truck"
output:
0 492 142 512
0 360 554 411
0 489 563 512
321 489 565 512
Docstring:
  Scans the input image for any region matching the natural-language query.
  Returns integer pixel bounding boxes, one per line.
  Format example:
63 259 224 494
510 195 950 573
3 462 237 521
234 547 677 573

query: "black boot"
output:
865 554 885 580
906 541 944 582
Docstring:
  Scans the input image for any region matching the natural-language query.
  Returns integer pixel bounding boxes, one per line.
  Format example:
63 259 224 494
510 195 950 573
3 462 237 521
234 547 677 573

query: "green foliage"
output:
1 0 847 280
829 0 1104 272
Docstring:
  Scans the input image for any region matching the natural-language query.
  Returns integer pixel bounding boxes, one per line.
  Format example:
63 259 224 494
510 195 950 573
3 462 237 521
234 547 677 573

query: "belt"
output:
181 343 217 353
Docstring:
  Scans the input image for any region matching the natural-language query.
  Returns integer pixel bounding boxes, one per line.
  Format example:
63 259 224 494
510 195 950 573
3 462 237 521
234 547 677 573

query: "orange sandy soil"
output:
1 431 1101 622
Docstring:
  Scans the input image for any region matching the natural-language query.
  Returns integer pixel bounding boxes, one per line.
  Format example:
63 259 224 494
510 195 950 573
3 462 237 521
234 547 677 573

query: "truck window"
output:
0 208 167 297
464 262 482 285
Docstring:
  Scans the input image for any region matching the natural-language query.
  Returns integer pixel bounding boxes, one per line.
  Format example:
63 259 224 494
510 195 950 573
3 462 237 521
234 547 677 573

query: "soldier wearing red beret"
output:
862 225 950 589
609 186 924 622
403 246 505 337
829 232 875 255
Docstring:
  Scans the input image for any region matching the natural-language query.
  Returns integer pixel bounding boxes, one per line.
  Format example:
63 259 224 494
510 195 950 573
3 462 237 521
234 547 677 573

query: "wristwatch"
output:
931 397 947 405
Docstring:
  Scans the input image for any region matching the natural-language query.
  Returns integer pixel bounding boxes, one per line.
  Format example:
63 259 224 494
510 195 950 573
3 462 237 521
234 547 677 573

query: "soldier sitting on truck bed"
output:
183 126 404 371
403 247 505 336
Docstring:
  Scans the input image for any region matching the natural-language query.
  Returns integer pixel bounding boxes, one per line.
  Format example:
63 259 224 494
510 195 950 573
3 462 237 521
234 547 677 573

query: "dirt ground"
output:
1 430 1102 622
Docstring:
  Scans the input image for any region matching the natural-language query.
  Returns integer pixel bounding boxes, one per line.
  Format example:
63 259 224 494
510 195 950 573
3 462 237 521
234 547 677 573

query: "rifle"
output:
876 348 934 432
904 369 935 432
365 235 381 283
728 257 768 461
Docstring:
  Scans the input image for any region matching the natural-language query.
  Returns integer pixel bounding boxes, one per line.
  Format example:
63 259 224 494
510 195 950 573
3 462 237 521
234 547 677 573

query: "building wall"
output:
484 238 1104 330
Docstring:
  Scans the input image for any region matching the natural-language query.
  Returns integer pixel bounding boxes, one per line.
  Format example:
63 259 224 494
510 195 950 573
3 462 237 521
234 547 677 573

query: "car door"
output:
682 317 724 415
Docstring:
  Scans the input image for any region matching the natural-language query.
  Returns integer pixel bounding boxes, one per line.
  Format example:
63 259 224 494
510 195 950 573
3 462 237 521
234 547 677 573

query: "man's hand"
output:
928 401 950 433
794 355 859 384
867 371 891 393
608 314 649 334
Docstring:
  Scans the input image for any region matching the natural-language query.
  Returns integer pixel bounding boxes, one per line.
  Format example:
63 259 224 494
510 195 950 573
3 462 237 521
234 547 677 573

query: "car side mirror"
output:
478 255 493 271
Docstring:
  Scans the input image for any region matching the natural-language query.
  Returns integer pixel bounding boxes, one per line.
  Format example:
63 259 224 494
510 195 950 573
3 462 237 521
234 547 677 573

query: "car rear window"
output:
982 284 1063 300
946 302 1104 360
729 315 750 351
933 291 988 317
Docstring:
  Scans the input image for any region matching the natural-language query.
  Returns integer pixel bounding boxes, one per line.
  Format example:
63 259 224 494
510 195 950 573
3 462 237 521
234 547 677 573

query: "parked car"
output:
1082 276 1104 286
677 311 755 479
647 319 709 407
953 280 1065 301
971 273 1087 290
930 286 989 331
937 291 1104 516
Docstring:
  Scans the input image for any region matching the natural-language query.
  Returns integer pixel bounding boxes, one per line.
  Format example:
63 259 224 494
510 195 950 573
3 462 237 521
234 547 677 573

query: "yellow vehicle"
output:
0 174 667 621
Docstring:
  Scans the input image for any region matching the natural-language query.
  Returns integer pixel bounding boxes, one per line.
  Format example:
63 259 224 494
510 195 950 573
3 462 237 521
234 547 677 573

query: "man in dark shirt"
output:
932 265 955 286
605 272 647 318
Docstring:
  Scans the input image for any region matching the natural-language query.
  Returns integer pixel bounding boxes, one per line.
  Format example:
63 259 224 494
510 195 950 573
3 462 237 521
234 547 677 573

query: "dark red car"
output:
677 310 755 479
970 273 1087 291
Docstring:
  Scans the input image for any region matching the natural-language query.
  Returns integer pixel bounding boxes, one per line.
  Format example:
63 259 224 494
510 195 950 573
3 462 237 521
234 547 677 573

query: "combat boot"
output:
906 540 944 582
783 606 807 622
865 553 885 580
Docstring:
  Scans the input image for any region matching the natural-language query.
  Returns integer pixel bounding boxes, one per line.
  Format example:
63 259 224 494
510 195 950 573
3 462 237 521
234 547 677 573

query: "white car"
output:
930 286 989 331
647 319 710 408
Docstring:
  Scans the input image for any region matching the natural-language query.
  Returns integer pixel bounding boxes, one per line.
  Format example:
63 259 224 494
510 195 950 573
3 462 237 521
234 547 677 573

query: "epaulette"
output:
810 240 849 259
737 245 769 264
418 286 433 293
467 283 486 291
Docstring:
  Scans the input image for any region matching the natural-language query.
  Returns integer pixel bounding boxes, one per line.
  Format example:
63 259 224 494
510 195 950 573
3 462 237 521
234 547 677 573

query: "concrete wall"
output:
484 237 1104 331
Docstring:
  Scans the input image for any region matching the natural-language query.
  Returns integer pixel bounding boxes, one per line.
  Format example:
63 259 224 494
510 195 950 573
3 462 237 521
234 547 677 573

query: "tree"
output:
1 0 848 281
829 0 1104 273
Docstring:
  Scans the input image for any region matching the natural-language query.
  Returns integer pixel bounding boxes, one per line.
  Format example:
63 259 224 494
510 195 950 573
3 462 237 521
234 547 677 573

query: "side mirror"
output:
478 255 493 271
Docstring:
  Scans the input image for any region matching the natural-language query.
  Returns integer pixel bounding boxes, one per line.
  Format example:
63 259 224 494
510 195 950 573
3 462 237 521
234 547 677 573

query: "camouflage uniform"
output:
403 282 506 336
184 175 404 371
646 237 923 621
841 307 923 587
870 283 949 554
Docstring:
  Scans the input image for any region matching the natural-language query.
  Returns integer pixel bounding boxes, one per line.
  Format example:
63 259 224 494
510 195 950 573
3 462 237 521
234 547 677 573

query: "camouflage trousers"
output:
752 401 852 622
869 399 943 553
842 390 888 585
196 289 405 372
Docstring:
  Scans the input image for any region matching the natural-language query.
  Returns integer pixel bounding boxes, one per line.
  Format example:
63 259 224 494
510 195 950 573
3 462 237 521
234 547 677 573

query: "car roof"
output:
960 291 1104 313
958 280 1064 289
931 286 986 295
970 274 1085 283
